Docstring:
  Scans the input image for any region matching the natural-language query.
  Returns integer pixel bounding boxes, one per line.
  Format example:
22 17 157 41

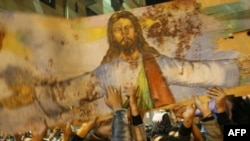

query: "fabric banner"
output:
0 0 250 133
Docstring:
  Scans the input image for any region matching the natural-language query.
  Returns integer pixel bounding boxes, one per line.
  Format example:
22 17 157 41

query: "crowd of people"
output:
77 87 250 141
2 86 249 141
70 86 250 141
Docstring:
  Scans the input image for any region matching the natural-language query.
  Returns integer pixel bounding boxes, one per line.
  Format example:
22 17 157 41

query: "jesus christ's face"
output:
112 18 137 55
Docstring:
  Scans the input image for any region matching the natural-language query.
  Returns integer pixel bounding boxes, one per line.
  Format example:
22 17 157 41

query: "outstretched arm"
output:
127 86 147 141
158 56 239 88
178 104 196 141
104 86 132 141
194 94 223 141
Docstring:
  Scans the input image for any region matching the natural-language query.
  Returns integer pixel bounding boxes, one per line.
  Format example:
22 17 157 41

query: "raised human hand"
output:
194 95 212 118
104 86 123 111
182 104 196 119
182 103 196 128
129 87 140 117
207 86 226 113
76 117 99 138
172 104 186 118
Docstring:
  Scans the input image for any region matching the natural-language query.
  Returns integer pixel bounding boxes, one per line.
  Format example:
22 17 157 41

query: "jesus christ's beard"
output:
121 45 137 56
118 38 137 56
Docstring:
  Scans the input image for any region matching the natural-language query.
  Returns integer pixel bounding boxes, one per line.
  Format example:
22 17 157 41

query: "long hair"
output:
101 11 160 64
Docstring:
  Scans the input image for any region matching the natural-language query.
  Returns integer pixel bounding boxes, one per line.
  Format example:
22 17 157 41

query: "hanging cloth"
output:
142 53 175 108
